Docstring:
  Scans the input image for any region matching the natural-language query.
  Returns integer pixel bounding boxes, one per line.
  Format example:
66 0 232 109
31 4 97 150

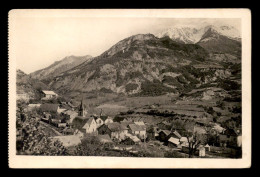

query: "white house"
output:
41 90 58 100
129 124 146 140
82 117 97 134
95 117 104 128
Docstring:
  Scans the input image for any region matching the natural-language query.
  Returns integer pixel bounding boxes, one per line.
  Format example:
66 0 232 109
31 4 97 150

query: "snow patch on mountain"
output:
155 25 240 44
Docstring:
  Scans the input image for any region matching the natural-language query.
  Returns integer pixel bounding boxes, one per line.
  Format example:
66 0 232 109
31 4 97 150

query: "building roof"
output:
168 137 180 145
40 104 59 112
106 122 128 132
71 116 90 131
204 144 210 148
28 104 41 107
52 135 81 147
159 130 171 136
120 121 134 127
82 117 95 129
129 135 141 143
129 124 146 132
134 121 146 129
134 121 145 126
171 130 182 139
180 137 188 142
42 90 57 95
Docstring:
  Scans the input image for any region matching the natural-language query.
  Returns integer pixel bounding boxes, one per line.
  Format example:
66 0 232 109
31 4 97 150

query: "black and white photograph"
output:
8 9 251 168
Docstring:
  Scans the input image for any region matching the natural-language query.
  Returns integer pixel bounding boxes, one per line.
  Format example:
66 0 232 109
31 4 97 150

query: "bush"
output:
125 83 139 92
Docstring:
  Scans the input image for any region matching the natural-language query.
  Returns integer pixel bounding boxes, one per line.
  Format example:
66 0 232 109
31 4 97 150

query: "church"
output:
78 98 87 117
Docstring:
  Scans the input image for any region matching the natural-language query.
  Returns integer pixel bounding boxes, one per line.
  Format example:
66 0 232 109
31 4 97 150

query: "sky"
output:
11 16 241 74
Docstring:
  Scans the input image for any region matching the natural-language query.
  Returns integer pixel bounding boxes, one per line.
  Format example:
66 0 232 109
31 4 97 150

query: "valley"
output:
16 24 242 158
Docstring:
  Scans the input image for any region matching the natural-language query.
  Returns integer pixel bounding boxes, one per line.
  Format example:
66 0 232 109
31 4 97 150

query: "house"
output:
41 90 58 100
100 115 114 125
168 137 180 148
51 135 81 147
204 144 211 151
82 117 97 134
167 130 182 140
98 122 128 141
198 145 206 157
120 121 135 127
123 134 141 145
128 124 146 140
95 117 104 128
93 115 114 128
97 134 113 144
158 130 171 142
40 103 61 113
27 104 41 111
134 121 146 130
180 137 189 147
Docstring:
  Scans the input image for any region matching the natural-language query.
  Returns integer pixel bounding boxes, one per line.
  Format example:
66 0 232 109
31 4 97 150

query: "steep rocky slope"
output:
45 34 240 97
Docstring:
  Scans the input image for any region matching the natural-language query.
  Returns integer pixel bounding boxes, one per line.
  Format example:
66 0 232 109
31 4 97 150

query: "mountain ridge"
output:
30 55 93 80
156 25 241 44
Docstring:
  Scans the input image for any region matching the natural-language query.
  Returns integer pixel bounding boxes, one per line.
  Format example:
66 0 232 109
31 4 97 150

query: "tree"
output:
16 106 68 155
178 121 207 158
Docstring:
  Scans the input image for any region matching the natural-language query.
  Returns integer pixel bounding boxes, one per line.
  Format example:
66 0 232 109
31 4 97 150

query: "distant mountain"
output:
30 55 93 80
197 27 241 57
17 69 49 98
156 25 241 44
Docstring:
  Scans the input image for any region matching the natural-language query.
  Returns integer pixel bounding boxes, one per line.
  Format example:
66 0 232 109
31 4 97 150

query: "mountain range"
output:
26 25 241 99
156 25 241 44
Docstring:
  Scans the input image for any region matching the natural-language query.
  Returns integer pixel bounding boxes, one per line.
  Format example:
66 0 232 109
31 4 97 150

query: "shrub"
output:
125 83 139 92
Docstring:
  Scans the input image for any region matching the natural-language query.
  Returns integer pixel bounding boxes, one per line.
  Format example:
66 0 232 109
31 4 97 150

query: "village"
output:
16 89 242 158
